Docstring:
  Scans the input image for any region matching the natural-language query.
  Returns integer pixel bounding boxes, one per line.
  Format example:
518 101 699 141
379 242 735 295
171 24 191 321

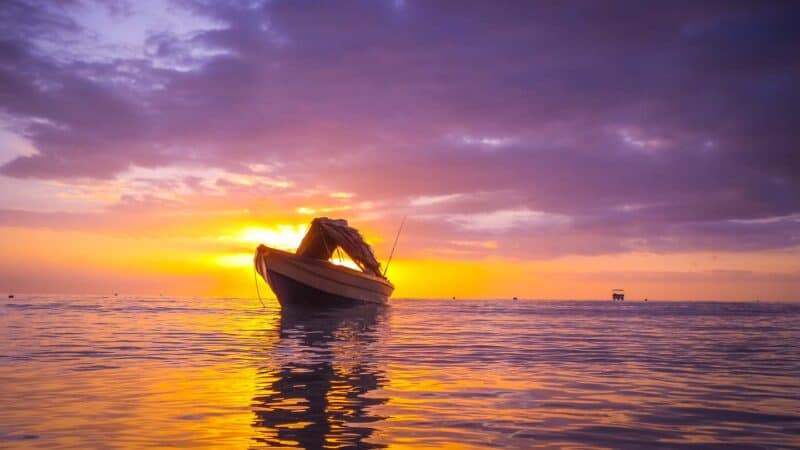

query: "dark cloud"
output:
0 0 798 256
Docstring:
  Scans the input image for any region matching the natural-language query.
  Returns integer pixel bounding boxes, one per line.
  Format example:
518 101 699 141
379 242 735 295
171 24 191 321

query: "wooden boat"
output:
254 218 394 308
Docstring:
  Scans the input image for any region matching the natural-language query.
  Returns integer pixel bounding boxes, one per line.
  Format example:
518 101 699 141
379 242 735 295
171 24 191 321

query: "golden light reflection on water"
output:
1 297 799 448
250 306 389 449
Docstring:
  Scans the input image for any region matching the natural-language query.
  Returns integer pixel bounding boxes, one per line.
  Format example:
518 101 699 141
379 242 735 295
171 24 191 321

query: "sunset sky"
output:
1 1 798 300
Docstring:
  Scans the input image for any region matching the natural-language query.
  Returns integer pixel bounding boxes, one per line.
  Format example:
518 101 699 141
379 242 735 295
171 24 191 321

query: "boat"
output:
254 217 394 308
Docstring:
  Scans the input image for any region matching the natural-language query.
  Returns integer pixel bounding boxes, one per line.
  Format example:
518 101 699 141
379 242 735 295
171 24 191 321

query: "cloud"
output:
440 208 570 232
410 193 463 207
0 0 798 257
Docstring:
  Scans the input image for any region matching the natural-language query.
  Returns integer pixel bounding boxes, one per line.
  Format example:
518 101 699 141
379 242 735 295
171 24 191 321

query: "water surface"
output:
1 296 799 448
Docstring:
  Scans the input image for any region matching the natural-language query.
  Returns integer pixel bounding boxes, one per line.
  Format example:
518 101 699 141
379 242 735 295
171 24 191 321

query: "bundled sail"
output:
296 217 384 277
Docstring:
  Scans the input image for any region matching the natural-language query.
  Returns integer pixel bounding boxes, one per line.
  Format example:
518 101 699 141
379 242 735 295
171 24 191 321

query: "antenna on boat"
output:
383 215 406 277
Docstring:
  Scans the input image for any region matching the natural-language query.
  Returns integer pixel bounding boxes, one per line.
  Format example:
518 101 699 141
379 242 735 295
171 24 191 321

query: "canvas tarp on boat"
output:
296 217 384 277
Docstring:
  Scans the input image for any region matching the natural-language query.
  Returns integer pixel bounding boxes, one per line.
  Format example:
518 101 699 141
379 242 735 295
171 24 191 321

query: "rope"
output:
253 264 266 309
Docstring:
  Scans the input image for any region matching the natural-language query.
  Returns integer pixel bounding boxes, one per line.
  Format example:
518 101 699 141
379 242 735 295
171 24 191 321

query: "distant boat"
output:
255 218 394 308
612 288 625 301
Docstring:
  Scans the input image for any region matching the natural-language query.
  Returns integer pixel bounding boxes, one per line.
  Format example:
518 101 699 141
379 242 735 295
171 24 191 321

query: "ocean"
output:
1 296 799 449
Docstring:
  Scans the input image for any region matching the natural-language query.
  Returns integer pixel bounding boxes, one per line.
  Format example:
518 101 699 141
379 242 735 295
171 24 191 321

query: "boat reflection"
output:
251 305 389 449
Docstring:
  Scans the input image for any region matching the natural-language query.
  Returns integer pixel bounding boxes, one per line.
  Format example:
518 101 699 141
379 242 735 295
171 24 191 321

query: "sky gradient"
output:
1 0 798 300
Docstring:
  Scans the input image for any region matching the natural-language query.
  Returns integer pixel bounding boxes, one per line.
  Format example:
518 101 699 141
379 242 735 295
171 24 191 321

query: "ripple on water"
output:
0 296 799 448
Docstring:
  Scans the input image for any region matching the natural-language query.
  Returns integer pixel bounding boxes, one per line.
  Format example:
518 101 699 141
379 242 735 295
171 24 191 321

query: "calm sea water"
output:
1 296 799 449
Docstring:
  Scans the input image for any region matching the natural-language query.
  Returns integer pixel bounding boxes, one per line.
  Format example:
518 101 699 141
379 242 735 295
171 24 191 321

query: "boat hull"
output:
255 246 393 308
264 269 374 308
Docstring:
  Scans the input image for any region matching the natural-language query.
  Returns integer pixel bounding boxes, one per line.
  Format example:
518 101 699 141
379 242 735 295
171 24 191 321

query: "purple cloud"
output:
0 0 798 257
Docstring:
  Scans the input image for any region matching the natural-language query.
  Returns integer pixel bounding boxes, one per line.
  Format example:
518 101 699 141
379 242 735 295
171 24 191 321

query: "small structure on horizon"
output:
7 294 13 299
612 289 625 301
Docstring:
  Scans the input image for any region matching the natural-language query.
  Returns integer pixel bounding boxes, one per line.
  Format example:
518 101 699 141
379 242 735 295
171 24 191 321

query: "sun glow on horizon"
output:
212 223 310 268
223 224 309 251
212 253 254 268
328 251 362 271
213 223 366 271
